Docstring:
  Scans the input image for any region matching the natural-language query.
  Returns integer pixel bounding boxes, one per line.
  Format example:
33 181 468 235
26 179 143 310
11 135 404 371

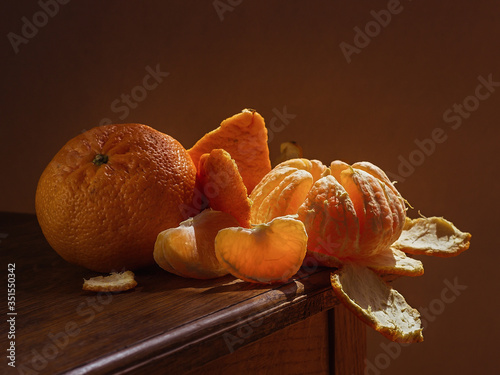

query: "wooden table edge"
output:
65 272 337 374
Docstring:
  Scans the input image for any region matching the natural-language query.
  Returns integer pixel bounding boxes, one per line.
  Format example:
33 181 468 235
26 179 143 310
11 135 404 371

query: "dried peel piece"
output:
392 216 471 257
215 216 308 284
330 263 423 343
363 247 424 277
83 271 137 292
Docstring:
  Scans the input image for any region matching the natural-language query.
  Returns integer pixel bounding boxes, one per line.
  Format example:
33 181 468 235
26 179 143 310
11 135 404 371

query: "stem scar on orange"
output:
35 123 197 273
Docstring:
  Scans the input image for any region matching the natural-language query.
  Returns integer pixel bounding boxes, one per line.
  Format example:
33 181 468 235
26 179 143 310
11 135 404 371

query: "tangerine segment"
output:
188 109 271 193
297 174 359 262
391 217 471 257
331 263 424 343
330 160 350 182
215 216 308 284
363 247 424 277
352 161 406 236
255 170 313 224
249 158 326 224
250 166 297 222
154 210 239 279
197 149 252 228
352 161 401 198
274 158 327 182
337 168 401 258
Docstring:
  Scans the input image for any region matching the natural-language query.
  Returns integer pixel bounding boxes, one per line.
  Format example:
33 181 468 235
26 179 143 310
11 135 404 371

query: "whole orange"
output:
35 123 197 272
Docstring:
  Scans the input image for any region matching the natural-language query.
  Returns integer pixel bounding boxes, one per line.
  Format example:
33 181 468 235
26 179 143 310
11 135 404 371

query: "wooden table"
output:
0 212 366 374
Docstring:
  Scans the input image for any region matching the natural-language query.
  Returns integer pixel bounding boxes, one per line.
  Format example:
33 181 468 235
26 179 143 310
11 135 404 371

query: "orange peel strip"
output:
197 149 252 228
331 263 423 343
83 271 137 292
391 217 471 257
188 109 271 193
363 247 424 277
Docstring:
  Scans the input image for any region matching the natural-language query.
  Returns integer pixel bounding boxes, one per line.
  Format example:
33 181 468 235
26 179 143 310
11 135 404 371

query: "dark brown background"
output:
2 1 498 374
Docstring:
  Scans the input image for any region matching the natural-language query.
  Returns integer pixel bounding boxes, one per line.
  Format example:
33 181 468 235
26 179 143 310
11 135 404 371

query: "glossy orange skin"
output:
35 123 197 272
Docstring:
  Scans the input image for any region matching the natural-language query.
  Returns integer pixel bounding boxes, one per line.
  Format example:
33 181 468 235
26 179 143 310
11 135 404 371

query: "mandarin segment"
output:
351 161 401 198
250 167 298 222
255 170 313 224
274 158 327 182
336 167 404 258
250 159 407 264
35 124 197 272
297 174 359 261
197 149 252 228
330 160 350 182
188 109 271 193
154 210 239 279
215 216 308 284
250 158 326 224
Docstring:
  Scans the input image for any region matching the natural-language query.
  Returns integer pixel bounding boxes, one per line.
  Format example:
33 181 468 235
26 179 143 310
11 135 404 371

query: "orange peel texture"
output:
35 123 196 272
188 109 271 193
331 263 424 343
197 149 252 228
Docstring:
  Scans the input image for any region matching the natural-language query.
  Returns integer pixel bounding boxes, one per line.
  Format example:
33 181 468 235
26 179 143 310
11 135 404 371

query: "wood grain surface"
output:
0 213 367 374
186 311 330 375
332 304 367 375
